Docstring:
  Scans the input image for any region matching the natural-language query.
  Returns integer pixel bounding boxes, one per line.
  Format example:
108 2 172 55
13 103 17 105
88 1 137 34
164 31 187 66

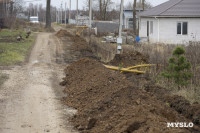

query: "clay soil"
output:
61 58 200 133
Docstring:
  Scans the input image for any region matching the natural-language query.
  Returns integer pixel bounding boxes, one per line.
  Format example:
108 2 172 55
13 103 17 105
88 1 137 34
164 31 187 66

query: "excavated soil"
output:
57 29 99 63
109 51 149 67
110 51 200 125
56 29 74 38
61 58 200 133
144 84 200 126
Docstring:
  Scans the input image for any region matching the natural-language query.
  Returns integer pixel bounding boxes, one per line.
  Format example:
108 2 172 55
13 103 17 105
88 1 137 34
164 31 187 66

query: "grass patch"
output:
0 29 35 65
0 29 25 37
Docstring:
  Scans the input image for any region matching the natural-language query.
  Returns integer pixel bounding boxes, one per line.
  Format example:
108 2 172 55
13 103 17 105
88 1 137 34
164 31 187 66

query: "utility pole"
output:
61 2 63 24
133 0 137 37
117 0 124 54
56 8 57 23
76 0 78 25
77 0 79 16
65 2 67 25
89 0 92 29
69 0 71 24
58 10 60 23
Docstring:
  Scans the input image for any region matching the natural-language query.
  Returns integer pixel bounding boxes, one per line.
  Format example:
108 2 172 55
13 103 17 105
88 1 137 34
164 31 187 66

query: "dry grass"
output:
122 42 200 103
89 37 116 62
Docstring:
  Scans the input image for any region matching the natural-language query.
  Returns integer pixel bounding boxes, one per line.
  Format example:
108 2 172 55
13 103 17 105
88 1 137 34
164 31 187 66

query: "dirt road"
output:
0 32 77 133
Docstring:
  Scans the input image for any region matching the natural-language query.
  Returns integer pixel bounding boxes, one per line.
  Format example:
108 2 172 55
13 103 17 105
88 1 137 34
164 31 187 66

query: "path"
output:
0 32 77 133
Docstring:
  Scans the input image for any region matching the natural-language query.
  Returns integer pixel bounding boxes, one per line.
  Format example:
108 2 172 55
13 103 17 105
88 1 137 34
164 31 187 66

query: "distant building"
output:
92 21 119 33
76 14 90 26
123 8 144 29
139 0 200 44
16 13 28 20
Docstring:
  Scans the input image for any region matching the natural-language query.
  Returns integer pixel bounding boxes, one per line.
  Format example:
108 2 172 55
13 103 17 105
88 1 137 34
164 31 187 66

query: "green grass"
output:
0 29 25 36
0 29 35 65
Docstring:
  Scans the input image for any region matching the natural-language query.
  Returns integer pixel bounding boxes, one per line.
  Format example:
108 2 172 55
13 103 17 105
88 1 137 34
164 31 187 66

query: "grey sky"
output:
25 0 169 9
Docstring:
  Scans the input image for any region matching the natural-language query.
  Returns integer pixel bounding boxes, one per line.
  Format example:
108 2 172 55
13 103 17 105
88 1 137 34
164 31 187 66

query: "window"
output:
128 18 133 29
150 21 153 34
182 22 188 35
177 23 182 34
177 22 188 35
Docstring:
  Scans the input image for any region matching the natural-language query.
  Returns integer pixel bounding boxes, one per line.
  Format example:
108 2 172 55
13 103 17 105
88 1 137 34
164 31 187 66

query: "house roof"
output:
123 9 143 18
139 0 200 17
124 8 144 11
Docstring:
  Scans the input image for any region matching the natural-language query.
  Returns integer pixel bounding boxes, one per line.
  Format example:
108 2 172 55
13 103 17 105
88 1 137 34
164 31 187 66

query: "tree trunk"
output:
99 0 102 20
45 0 51 28
103 1 108 20
133 0 137 37
142 0 145 10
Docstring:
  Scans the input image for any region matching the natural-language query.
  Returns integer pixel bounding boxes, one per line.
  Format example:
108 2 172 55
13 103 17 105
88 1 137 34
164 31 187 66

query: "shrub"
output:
162 46 192 89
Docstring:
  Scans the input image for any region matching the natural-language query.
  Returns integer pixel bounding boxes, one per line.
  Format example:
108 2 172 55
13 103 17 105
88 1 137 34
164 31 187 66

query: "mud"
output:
61 58 200 133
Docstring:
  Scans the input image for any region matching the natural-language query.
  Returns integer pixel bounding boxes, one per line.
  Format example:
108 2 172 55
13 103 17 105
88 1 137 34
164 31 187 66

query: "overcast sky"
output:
25 0 169 9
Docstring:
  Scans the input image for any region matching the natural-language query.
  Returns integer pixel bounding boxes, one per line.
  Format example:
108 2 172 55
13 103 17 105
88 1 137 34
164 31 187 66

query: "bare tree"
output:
124 0 152 9
142 0 145 10
38 4 46 22
46 0 51 28
92 0 113 20
1 0 24 28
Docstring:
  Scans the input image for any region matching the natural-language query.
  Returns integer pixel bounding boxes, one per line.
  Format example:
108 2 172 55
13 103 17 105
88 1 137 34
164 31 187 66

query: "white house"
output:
139 0 200 44
123 8 144 29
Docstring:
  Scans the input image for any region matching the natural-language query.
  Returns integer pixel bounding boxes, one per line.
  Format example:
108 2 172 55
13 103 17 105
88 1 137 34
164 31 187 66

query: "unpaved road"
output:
0 32 77 133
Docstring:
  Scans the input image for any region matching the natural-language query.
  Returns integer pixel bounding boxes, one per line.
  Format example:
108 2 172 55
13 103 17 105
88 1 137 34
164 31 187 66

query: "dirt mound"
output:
109 51 148 67
144 84 200 126
164 95 200 125
61 58 199 133
57 30 99 63
144 84 171 100
56 29 74 38
164 95 191 114
69 34 99 61
186 104 200 125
